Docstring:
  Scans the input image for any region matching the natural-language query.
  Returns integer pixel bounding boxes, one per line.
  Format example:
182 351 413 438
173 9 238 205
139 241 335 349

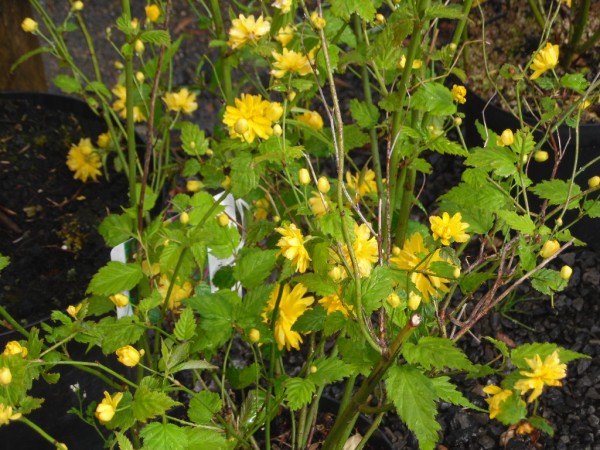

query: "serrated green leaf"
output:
424 4 465 19
53 74 81 93
429 136 469 156
342 124 370 152
518 242 536 271
531 269 567 295
98 214 134 247
292 305 326 333
511 342 588 370
87 261 143 295
338 338 379 375
97 316 145 353
172 360 217 373
133 385 179 422
583 199 600 218
140 30 171 46
231 153 260 198
116 433 134 450
430 376 482 410
559 73 589 93
484 337 510 359
359 266 395 314
140 422 188 450
531 180 581 209
459 272 495 295
497 211 536 234
188 391 222 425
226 363 261 390
233 249 278 289
294 273 338 296
180 122 208 156
174 307 197 341
402 336 474 371
284 377 316 411
307 357 353 386
386 364 440 450
465 147 518 177
331 0 376 21
349 99 380 128
412 82 456 116
0 255 9 271
319 211 356 241
493 391 527 426
184 428 228 449
529 416 555 436
379 91 405 112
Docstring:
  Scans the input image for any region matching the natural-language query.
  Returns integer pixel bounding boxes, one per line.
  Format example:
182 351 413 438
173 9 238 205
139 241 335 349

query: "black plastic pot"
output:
461 87 600 251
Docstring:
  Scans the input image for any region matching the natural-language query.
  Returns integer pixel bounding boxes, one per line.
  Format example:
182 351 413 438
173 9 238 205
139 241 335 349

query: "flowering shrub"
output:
2 0 598 449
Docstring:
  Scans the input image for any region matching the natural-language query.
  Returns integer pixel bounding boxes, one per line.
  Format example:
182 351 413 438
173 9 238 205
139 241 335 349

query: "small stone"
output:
577 375 593 388
559 252 576 266
479 435 496 450
582 269 600 285
577 358 592 375
587 415 599 427
560 435 570 443
573 297 585 312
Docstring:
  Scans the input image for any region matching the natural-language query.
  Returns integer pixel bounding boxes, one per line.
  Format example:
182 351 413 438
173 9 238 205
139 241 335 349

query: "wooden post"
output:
0 0 47 91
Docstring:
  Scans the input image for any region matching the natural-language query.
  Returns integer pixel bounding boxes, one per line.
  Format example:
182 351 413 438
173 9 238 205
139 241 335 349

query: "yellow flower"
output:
66 138 102 183
340 224 379 277
3 341 28 358
275 223 311 273
271 49 313 78
254 198 270 220
451 85 467 104
223 93 277 143
110 293 130 307
429 212 470 245
310 11 326 30
540 239 560 258
272 0 292 13
112 85 146 122
97 132 111 149
275 25 294 47
157 274 193 310
163 88 198 115
530 43 559 80
482 385 513 419
496 129 514 147
309 192 329 218
95 391 123 423
319 292 352 317
249 328 261 343
145 4 161 22
66 303 83 319
328 265 347 282
390 233 451 302
514 350 566 403
228 14 271 50
346 169 377 198
21 18 38 33
297 111 324 130
263 283 314 351
116 346 144 367
0 404 22 426
407 291 422 310
0 368 12 386
398 54 422 70
589 176 600 188
387 293 401 308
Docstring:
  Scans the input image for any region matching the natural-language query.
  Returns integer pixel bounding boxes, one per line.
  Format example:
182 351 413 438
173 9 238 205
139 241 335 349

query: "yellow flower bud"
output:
234 118 249 134
221 175 231 189
145 4 161 22
21 18 39 33
110 293 130 307
534 150 549 162
217 213 230 227
206 148 214 156
287 90 297 101
135 71 145 83
299 168 311 185
310 365 318 373
97 132 111 149
317 176 330 193
180 211 190 225
249 328 260 343
453 117 463 126
310 11 326 30
57 444 68 450
392 246 401 256
449 43 457 52
560 265 572 280
114 61 124 70
134 39 145 54
556 217 563 226
387 293 401 308
131 18 139 29
407 292 422 310
498 129 514 147
453 266 461 278
3 341 27 357
273 124 283 136
67 303 83 319
116 346 144 367
0 368 12 386
186 180 203 192
540 239 560 258
375 13 385 24
273 215 281 223
72 1 84 11
95 391 123 423
588 176 600 188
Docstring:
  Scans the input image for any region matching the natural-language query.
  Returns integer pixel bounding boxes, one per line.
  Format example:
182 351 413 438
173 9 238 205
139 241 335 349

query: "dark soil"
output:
0 94 129 326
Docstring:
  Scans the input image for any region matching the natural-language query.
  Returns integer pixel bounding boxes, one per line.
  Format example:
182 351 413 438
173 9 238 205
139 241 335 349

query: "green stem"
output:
321 315 421 450
265 284 284 450
209 0 233 103
0 305 30 339
31 360 138 389
355 412 385 450
526 0 546 31
564 0 591 67
395 168 416 245
450 0 474 48
20 417 65 449
122 0 137 208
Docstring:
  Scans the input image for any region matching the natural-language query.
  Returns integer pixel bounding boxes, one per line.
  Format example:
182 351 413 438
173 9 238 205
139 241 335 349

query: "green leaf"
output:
226 363 261 390
378 91 405 112
428 136 468 157
338 337 379 376
172 360 216 373
319 211 356 241
116 433 134 450
583 199 600 218
412 82 456 116
231 153 260 197
402 336 474 371
465 147 518 177
140 30 171 46
132 385 179 422
459 272 495 294
0 255 9 271
531 179 581 209
97 316 145 353
331 0 376 22
140 422 188 450
511 343 589 370
184 428 228 449
559 73 589 93
88 261 143 296
53 75 81 94
531 269 567 295
174 307 197 341
349 99 380 128
188 391 222 425
518 242 537 271
10 47 53 74
284 377 316 411
342 124 370 152
292 305 326 333
85 81 112 99
484 337 509 359
294 273 338 296
424 4 465 19
430 376 482 410
494 392 527 426
233 249 278 289
529 416 555 437
307 357 353 386
497 211 536 234
386 364 440 450
180 122 208 156
358 266 395 314
98 214 134 247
